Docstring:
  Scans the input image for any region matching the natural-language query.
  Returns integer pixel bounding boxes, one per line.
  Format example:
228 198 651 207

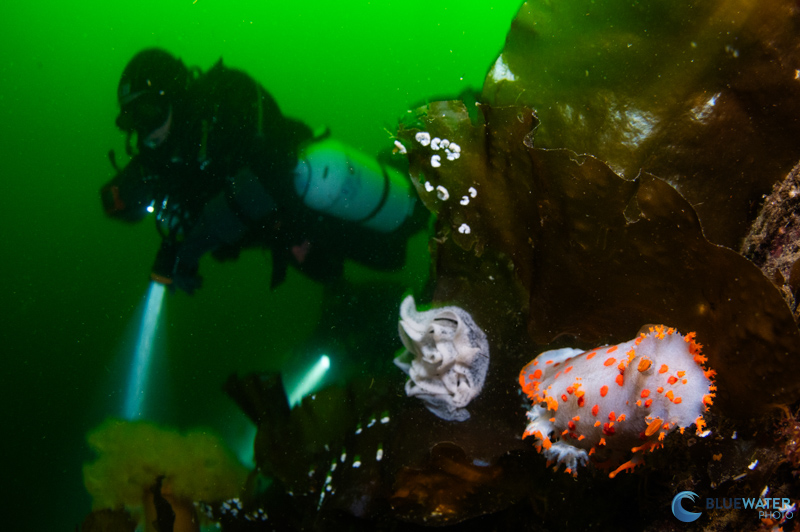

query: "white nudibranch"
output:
393 140 407 154
436 185 449 201
519 326 715 478
431 154 442 168
415 132 431 146
424 181 434 192
458 223 471 234
395 296 490 422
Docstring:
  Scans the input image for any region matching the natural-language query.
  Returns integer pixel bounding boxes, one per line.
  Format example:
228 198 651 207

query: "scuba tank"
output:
293 139 416 233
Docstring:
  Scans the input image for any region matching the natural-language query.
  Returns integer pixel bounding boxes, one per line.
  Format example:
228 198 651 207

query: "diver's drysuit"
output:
101 49 424 293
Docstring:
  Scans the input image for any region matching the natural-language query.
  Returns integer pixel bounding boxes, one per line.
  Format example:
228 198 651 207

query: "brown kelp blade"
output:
399 101 800 416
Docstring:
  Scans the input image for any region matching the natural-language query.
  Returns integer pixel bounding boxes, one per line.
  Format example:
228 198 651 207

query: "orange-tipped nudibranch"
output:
519 326 715 478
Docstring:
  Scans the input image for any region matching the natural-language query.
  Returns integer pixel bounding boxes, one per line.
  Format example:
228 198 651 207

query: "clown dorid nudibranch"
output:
519 326 715 477
395 296 489 422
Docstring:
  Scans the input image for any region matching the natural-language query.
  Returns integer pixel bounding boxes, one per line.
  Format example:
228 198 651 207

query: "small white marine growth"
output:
394 295 490 421
415 132 431 146
431 137 461 160
445 142 461 161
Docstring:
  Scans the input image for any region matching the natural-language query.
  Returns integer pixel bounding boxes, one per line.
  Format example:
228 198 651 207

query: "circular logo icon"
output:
672 491 702 523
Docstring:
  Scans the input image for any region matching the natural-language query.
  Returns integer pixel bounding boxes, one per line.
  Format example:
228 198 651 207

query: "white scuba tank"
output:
293 139 416 232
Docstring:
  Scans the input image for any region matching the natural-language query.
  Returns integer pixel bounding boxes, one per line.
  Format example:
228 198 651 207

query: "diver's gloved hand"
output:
171 269 203 295
151 239 202 295
150 265 203 295
168 255 203 295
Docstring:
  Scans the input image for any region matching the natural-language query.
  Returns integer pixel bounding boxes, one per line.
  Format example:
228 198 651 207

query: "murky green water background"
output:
1 1 522 529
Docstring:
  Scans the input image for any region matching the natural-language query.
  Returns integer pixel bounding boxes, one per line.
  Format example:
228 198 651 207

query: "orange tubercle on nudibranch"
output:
545 396 559 412
518 326 715 478
645 418 663 437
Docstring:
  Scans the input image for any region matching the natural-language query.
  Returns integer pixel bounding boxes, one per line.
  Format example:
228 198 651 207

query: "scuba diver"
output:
101 48 427 294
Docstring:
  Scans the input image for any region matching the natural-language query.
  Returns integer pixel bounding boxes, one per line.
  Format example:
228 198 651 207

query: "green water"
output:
1 1 522 529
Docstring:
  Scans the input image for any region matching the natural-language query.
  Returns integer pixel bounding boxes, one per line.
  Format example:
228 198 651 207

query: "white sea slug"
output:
395 296 490 422
519 325 715 477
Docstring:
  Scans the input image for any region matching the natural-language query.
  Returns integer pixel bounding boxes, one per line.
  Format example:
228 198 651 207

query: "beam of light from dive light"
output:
287 354 331 408
122 280 166 420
